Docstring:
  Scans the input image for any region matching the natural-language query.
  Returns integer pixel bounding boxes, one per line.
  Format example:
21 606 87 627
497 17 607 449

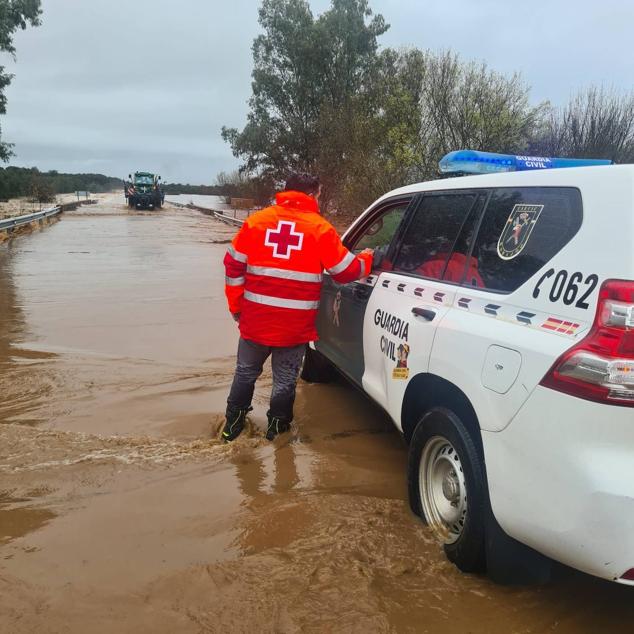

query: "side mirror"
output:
365 218 384 237
128 174 132 179
157 176 161 180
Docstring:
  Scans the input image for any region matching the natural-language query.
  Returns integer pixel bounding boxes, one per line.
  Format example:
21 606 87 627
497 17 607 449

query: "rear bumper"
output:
484 386 634 584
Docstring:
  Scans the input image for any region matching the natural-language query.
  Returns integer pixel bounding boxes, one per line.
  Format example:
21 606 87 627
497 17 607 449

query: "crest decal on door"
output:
497 204 544 260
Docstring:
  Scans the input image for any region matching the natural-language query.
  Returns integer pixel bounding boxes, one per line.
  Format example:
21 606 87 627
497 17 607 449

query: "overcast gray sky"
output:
3 0 633 184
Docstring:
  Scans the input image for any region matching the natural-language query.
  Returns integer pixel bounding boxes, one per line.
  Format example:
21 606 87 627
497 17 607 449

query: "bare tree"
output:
531 86 634 162
418 51 545 177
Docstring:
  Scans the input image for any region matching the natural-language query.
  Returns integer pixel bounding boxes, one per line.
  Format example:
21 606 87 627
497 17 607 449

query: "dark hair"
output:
284 172 320 196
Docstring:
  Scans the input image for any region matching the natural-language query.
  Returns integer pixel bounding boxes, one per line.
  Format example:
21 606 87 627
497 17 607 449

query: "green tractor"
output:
124 171 164 210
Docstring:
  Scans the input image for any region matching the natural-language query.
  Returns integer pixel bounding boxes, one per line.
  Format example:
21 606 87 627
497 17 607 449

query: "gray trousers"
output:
227 338 306 422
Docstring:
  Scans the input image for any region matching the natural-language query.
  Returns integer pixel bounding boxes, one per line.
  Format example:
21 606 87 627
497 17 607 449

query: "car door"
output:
362 191 487 424
315 196 414 385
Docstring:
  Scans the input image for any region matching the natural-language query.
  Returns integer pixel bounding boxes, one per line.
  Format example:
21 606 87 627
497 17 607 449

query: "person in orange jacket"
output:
222 172 373 441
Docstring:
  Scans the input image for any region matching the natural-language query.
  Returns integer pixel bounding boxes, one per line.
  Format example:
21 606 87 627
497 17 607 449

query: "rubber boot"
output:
265 413 291 441
221 406 252 442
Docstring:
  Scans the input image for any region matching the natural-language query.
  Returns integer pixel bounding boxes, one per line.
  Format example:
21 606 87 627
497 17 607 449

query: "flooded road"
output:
1 195 633 633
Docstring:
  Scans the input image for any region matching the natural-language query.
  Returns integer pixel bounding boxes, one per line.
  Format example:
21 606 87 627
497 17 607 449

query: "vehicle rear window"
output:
469 187 582 293
392 193 478 280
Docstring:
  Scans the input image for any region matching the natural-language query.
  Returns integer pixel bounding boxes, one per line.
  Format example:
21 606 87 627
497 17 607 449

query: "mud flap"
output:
485 507 552 585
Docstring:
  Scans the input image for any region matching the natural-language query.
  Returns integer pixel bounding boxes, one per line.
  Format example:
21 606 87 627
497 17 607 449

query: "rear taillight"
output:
540 279 634 406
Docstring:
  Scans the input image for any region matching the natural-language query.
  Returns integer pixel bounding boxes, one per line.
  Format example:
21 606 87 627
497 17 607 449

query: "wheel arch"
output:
401 373 482 451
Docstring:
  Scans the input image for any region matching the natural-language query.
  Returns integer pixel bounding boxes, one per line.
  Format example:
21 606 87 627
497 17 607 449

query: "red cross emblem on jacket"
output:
265 220 304 259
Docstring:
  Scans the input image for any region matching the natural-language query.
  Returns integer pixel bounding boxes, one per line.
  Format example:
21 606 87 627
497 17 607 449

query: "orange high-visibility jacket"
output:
224 190 373 346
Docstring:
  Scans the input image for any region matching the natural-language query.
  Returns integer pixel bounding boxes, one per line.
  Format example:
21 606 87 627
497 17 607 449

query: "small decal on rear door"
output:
497 204 544 260
333 290 342 326
392 343 410 379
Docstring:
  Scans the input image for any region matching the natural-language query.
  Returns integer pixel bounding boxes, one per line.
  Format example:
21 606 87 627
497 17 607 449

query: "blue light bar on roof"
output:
439 149 612 175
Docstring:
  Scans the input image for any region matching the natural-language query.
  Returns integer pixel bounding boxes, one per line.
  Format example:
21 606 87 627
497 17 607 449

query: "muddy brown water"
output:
1 195 633 633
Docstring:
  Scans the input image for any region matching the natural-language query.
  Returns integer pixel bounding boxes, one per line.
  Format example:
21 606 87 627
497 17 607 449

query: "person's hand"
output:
359 248 375 271
232 312 240 323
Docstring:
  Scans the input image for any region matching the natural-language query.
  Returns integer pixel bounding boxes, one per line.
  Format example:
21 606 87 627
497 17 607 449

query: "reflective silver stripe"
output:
328 250 355 275
247 265 322 283
244 290 319 310
359 257 367 278
225 276 245 286
227 245 247 263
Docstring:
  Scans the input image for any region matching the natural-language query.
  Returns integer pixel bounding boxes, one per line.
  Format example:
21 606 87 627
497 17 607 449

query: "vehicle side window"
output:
470 187 583 293
392 194 478 281
350 203 409 269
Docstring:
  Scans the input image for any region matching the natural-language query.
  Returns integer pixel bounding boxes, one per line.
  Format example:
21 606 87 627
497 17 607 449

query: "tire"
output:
408 407 486 572
300 346 334 383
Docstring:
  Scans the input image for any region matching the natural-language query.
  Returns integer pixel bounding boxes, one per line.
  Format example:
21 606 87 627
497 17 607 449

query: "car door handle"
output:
411 307 436 321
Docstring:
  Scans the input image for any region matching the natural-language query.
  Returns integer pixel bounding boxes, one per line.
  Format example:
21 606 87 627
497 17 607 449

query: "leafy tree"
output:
225 1 634 221
324 48 427 217
222 0 387 209
0 0 42 161
529 86 634 162
322 48 543 219
224 2 545 218
0 165 122 198
29 172 54 204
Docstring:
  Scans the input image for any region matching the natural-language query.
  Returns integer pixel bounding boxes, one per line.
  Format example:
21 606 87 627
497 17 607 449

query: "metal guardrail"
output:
166 200 250 227
213 211 244 227
0 205 62 232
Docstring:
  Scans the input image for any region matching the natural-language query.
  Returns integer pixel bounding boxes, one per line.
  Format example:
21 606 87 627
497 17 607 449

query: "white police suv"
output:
303 150 634 585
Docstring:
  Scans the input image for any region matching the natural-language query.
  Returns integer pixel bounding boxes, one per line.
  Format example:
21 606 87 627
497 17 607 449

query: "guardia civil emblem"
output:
332 290 342 327
497 204 544 260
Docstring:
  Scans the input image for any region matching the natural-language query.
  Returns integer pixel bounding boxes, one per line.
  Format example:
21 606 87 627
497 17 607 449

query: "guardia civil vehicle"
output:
303 150 634 585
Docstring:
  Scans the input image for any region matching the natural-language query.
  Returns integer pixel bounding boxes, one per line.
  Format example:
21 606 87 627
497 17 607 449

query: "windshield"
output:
134 175 154 185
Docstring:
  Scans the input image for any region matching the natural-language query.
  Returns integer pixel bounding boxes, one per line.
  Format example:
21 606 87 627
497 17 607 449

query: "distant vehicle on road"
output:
124 172 164 210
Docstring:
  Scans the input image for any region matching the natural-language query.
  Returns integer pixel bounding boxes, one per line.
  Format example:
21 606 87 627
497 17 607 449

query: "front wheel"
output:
301 346 334 383
408 407 486 572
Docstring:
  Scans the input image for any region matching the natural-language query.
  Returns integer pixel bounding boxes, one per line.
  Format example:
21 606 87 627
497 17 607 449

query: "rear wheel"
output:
408 407 486 572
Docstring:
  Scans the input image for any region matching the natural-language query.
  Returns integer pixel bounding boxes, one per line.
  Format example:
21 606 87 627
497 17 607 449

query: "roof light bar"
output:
439 149 612 175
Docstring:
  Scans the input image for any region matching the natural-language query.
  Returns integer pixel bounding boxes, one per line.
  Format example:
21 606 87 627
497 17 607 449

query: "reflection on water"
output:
0 243 55 426
0 244 24 365
0 490 56 544
231 442 300 502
